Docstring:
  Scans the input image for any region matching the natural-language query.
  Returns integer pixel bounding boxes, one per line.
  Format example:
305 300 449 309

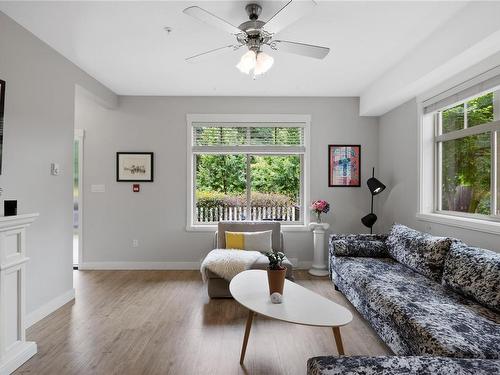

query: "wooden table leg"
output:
240 310 255 365
332 327 345 355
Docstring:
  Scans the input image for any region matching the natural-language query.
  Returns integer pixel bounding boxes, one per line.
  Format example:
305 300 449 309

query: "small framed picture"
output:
328 145 361 187
116 152 154 182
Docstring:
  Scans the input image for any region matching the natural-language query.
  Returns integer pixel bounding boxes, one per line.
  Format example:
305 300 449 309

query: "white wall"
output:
0 11 116 316
378 99 500 252
360 2 500 116
76 95 379 267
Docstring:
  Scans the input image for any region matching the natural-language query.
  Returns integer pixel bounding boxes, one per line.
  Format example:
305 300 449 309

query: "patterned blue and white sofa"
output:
307 355 500 375
309 223 500 374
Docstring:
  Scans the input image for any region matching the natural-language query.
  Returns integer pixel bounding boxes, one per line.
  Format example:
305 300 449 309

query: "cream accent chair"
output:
207 221 295 298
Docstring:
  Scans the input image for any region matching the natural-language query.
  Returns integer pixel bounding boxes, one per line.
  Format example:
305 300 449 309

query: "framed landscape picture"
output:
328 145 361 187
116 152 154 182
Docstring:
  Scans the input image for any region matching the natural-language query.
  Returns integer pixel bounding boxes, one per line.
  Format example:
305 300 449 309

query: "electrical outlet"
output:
132 239 139 248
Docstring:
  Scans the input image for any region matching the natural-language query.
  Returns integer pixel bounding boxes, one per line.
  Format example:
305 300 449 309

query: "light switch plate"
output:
90 184 106 193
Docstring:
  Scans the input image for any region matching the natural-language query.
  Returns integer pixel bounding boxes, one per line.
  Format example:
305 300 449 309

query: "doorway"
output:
73 129 84 269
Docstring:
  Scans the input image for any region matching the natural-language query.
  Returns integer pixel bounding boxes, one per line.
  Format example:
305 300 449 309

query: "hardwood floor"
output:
15 270 391 375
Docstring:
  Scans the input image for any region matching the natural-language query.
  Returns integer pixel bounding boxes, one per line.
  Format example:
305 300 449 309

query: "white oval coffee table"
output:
229 270 353 365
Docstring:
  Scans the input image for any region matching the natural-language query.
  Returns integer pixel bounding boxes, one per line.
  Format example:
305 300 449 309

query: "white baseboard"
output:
26 289 75 328
297 261 313 269
78 261 201 270
79 261 312 271
0 341 37 375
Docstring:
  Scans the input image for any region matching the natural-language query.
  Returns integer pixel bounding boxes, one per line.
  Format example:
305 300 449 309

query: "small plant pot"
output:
267 267 287 295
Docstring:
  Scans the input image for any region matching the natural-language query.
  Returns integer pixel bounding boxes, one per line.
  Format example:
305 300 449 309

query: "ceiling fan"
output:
183 0 330 77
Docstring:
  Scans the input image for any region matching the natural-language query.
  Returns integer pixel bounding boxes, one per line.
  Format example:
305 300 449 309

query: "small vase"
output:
316 212 322 223
267 267 287 295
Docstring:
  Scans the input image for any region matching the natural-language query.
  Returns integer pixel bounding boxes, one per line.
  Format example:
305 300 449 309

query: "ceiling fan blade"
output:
185 44 241 63
183 6 243 36
273 40 330 59
263 0 316 35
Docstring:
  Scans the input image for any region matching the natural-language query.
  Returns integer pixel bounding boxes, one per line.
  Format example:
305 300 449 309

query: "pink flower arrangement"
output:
311 200 330 223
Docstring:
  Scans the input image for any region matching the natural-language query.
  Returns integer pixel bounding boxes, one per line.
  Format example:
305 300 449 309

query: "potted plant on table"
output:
265 251 286 295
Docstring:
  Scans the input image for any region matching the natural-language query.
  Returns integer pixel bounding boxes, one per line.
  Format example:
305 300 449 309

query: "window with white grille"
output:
425 84 500 220
187 116 310 228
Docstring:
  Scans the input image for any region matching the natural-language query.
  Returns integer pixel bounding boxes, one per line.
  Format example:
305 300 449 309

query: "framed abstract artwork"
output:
116 152 154 182
328 145 361 187
0 79 5 174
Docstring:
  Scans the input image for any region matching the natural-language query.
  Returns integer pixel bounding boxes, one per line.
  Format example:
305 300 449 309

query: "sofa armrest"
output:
329 234 388 258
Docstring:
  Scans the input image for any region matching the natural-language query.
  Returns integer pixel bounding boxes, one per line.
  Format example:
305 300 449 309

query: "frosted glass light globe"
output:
253 51 274 76
236 50 257 74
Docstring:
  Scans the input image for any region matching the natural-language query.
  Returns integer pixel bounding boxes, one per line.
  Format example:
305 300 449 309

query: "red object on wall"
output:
133 184 140 192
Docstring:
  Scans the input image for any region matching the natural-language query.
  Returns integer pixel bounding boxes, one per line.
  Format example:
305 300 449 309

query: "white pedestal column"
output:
308 222 330 277
0 214 39 375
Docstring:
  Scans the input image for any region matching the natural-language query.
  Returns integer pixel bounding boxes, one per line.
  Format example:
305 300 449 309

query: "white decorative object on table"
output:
0 213 39 375
308 222 330 276
270 292 282 304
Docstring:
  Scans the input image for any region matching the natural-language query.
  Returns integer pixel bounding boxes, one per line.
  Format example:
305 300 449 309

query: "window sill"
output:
186 224 311 232
416 212 500 235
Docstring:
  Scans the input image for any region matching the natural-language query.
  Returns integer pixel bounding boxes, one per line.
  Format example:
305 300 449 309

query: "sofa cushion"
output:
330 234 388 257
442 241 500 312
225 230 273 252
307 356 500 375
385 223 452 281
217 221 282 251
332 256 500 358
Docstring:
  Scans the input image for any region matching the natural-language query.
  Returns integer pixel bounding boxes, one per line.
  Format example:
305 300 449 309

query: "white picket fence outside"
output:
196 205 300 222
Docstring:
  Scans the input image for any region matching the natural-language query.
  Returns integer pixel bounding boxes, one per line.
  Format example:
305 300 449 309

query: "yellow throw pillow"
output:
225 230 273 252
225 232 245 250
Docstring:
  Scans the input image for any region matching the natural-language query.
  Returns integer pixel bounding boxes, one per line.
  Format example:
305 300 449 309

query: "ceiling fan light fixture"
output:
236 50 256 74
253 51 274 76
184 2 330 72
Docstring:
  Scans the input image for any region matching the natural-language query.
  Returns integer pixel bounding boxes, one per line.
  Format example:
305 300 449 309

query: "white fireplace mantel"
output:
0 213 39 375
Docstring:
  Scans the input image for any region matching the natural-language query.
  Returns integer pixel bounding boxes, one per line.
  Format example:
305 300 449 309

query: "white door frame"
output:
74 129 84 267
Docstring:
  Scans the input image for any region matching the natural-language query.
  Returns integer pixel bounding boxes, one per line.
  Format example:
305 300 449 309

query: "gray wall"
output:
378 99 419 230
76 95 379 266
378 98 500 252
0 11 116 314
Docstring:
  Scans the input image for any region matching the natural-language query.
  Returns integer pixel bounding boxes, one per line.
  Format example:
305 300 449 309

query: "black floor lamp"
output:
361 167 386 234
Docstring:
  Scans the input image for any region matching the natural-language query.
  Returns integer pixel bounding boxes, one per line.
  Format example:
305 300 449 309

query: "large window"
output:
434 90 500 219
187 116 309 228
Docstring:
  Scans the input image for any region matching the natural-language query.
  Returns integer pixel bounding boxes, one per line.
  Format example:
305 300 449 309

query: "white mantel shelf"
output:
0 213 39 230
0 213 39 375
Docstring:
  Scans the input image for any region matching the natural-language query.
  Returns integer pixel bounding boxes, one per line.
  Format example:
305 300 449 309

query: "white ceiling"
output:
0 1 468 97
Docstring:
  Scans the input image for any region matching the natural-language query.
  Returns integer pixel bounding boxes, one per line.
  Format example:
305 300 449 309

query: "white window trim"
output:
417 89 500 235
186 114 311 232
416 212 500 235
74 129 85 266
